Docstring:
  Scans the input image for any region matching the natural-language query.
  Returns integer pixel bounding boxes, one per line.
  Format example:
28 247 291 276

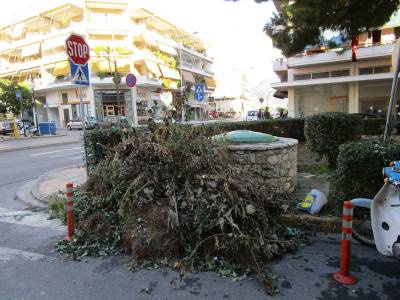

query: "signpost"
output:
126 74 137 126
66 34 90 174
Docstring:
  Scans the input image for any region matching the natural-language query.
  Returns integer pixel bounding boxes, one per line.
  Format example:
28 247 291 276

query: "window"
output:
359 67 373 75
331 70 350 77
294 73 311 81
372 30 381 44
311 72 329 79
61 93 68 104
374 66 390 74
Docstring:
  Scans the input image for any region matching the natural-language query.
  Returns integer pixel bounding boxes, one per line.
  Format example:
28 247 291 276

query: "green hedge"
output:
203 118 306 141
84 117 392 171
305 112 363 165
362 118 386 136
329 141 400 208
85 128 124 172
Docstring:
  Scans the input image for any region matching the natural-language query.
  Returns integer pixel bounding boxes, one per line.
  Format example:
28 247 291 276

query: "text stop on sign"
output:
66 34 90 65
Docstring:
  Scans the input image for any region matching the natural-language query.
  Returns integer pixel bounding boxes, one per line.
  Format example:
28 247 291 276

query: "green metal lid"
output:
212 130 278 143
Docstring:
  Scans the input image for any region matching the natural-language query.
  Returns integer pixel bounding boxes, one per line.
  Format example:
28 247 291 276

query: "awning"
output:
86 1 126 10
42 35 67 51
90 57 115 73
144 34 158 48
159 64 180 80
182 70 195 83
273 90 288 99
53 60 70 76
20 42 40 58
144 60 161 77
157 41 177 56
115 57 131 73
204 77 216 89
11 23 24 39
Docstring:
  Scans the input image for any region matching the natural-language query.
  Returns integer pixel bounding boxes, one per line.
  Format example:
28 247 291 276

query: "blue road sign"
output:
126 73 137 88
195 83 205 102
69 59 89 86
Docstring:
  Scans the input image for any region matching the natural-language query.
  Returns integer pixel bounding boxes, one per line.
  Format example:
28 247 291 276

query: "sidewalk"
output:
0 130 82 153
16 166 87 208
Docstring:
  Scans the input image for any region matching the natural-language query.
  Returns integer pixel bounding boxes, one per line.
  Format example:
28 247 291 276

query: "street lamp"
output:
30 79 39 135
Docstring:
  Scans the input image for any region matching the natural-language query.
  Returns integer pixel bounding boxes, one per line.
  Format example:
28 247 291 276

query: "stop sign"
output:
66 34 90 65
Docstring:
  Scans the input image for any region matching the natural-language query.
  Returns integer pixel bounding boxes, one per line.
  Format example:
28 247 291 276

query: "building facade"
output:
0 0 215 126
271 9 400 118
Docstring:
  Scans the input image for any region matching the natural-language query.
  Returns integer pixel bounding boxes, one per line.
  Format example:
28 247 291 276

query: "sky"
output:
1 0 280 89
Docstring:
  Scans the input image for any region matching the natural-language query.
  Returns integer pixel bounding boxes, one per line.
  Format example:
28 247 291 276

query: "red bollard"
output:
64 182 75 241
333 201 357 285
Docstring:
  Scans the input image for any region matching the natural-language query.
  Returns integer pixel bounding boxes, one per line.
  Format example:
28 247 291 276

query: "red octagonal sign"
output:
66 34 90 65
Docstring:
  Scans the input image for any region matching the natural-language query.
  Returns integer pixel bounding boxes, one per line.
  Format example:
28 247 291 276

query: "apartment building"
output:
0 0 215 126
271 8 400 118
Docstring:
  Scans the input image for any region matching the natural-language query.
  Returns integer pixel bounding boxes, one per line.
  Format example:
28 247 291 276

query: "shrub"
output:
66 125 306 295
362 118 386 136
304 112 363 166
203 118 306 141
329 141 400 209
84 128 124 172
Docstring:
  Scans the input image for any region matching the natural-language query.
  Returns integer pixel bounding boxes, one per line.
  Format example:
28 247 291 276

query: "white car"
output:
67 117 97 130
246 110 259 121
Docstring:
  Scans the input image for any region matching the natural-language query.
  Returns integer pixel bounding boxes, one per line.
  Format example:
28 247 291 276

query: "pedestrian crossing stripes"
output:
0 207 64 231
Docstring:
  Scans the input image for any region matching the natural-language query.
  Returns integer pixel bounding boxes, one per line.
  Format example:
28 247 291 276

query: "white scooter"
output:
351 161 400 259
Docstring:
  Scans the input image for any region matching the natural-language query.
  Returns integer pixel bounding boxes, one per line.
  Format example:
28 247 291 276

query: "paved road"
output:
0 144 399 299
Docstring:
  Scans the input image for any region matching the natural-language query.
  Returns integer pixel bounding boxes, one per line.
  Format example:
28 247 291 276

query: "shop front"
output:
94 89 133 123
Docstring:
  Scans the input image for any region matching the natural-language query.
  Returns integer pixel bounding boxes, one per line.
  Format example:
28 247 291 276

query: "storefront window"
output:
359 80 399 117
294 84 349 116
94 90 132 123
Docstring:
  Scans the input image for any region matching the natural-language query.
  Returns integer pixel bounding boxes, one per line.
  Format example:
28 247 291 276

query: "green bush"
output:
203 118 306 141
85 128 124 172
330 141 400 209
362 118 386 136
304 112 363 165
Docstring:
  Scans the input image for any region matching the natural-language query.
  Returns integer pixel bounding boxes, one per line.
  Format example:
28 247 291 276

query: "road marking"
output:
68 156 83 160
0 246 47 262
0 207 64 231
30 147 82 157
49 151 82 158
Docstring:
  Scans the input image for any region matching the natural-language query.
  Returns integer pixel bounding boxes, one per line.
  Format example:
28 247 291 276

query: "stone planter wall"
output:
227 137 298 193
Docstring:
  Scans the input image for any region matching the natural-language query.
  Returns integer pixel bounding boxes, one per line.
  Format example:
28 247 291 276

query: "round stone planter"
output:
226 137 298 193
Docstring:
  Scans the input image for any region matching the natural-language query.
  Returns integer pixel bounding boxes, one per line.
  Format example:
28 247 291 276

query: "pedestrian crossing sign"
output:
195 83 205 102
69 59 90 86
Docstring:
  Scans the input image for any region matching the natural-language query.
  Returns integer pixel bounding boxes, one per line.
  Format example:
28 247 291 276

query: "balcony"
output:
271 72 394 90
284 42 394 68
272 57 288 71
0 22 82 54
179 61 214 77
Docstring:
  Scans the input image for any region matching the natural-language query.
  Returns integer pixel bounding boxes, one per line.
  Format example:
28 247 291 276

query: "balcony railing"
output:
273 40 396 70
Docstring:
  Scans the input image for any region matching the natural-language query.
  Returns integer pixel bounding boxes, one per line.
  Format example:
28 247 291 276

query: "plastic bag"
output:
297 189 327 215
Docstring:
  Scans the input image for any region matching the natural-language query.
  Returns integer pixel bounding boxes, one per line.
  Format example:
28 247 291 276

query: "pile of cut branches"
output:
59 124 307 294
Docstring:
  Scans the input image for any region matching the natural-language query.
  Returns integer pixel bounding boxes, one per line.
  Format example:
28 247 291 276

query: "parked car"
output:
246 110 259 121
0 119 13 135
94 115 129 129
66 116 97 130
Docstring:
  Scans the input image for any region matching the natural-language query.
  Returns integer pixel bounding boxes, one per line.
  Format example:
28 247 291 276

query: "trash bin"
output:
38 121 56 135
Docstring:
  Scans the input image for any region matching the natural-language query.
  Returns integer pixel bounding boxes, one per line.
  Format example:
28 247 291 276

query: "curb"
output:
0 140 80 153
279 213 341 233
16 165 85 207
